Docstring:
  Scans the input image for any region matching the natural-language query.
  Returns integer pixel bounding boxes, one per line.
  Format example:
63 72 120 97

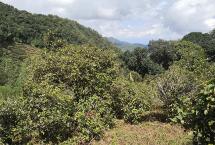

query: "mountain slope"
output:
0 2 111 48
0 1 114 87
106 37 147 51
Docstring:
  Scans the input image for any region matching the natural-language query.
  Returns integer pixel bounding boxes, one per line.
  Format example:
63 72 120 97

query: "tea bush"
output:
190 80 215 144
24 44 118 101
73 95 114 143
157 41 215 120
0 95 74 144
175 41 215 81
0 44 119 144
157 65 198 119
0 97 25 144
173 79 215 144
111 78 153 124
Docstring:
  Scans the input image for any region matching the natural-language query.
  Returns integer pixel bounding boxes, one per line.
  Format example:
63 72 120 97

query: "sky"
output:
1 0 215 44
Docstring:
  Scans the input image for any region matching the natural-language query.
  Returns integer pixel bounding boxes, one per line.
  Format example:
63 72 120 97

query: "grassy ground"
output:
92 116 192 145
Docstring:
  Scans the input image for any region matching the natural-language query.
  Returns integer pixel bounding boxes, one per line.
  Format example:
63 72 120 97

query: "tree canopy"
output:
0 2 111 49
183 31 215 61
121 47 163 77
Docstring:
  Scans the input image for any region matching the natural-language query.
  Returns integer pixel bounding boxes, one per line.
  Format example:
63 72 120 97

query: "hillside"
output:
0 1 113 87
0 1 215 145
106 37 147 51
0 2 111 48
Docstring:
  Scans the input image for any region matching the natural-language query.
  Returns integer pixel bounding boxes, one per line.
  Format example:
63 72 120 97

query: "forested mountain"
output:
0 2 111 48
0 1 113 87
106 37 147 51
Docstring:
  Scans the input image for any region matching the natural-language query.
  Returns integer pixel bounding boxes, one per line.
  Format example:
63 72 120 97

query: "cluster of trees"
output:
121 47 164 77
121 39 179 77
0 2 215 145
183 31 215 61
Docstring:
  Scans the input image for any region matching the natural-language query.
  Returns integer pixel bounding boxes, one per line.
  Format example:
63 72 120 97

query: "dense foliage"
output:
157 65 198 119
157 41 215 118
148 39 179 69
155 41 215 144
0 44 154 144
121 47 163 77
0 45 118 144
183 31 215 61
111 78 153 124
169 80 215 144
0 2 111 48
0 44 31 100
191 80 215 144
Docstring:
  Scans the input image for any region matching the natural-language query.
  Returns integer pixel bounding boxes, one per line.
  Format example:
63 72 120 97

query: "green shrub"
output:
157 65 199 119
73 96 114 143
0 71 7 85
42 30 67 50
0 95 74 144
111 78 152 124
24 44 118 101
191 80 215 144
155 41 215 144
173 79 215 144
175 41 215 81
0 94 114 144
0 44 118 144
23 44 118 142
157 41 215 120
0 97 28 144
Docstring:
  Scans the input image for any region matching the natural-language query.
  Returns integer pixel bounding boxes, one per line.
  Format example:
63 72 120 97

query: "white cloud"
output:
163 0 215 34
205 18 215 29
47 0 75 5
1 0 215 43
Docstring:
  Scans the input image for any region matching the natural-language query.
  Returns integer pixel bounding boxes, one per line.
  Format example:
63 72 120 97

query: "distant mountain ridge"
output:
106 37 147 51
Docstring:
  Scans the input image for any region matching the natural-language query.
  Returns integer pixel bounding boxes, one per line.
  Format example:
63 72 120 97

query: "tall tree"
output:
148 39 178 69
122 47 163 76
183 32 215 61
